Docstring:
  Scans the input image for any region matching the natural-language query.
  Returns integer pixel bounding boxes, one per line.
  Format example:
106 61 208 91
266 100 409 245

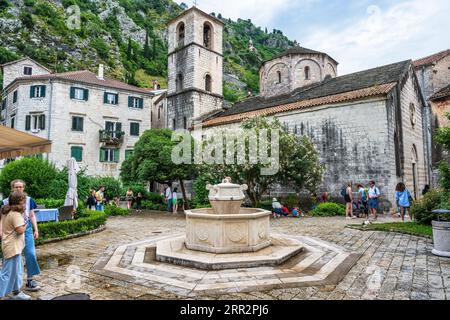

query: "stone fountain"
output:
155 177 303 270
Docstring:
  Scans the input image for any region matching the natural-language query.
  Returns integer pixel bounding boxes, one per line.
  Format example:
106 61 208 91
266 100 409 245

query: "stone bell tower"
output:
167 7 224 130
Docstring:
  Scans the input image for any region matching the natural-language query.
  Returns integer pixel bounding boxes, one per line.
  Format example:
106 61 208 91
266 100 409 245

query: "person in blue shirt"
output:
395 182 413 223
1 179 41 293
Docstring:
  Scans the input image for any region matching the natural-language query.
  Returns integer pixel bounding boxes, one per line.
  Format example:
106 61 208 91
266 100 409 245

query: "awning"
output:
0 126 52 159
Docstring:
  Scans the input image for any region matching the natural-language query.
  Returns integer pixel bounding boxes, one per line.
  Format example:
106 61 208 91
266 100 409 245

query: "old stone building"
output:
166 8 440 208
166 7 224 130
1 58 153 177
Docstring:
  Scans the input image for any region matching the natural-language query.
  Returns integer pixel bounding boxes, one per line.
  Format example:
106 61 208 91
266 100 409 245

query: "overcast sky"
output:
174 0 450 75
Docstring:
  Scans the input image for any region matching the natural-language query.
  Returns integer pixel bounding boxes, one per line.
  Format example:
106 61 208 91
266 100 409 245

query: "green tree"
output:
199 117 324 207
120 129 196 207
435 113 450 190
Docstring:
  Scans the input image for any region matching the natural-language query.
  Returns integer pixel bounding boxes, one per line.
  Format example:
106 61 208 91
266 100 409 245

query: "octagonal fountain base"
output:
156 234 303 270
185 208 272 254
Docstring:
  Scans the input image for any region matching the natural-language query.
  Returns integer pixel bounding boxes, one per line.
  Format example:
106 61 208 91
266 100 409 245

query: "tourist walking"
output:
395 183 413 222
95 186 105 211
172 188 178 214
165 184 173 213
2 180 41 292
135 192 143 212
125 188 134 210
86 190 97 210
368 180 381 220
343 182 355 219
0 192 31 300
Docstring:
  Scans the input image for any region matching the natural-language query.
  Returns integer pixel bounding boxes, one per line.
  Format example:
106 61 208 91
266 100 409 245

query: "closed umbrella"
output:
64 158 80 210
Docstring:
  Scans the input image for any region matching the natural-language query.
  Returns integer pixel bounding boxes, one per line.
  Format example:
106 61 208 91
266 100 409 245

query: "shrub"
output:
280 195 299 208
138 201 166 211
122 184 149 199
0 158 59 199
147 192 164 204
311 202 346 217
35 210 107 245
88 177 122 200
411 190 450 225
104 205 130 216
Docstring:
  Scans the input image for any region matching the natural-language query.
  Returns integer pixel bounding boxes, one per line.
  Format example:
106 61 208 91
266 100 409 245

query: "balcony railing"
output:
99 130 125 145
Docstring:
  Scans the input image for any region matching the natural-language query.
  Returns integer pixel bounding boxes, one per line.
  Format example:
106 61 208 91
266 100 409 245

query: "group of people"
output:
342 180 381 221
163 184 178 214
271 198 304 219
0 179 41 300
125 188 143 212
86 186 106 211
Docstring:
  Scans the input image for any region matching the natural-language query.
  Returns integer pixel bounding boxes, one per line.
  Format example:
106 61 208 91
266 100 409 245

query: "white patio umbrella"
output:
64 158 80 210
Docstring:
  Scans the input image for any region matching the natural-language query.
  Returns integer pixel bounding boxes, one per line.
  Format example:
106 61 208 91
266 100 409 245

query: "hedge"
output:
136 201 167 211
104 205 130 216
311 202 346 217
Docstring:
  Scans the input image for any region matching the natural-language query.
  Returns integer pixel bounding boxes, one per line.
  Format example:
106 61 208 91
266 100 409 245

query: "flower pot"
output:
431 220 450 257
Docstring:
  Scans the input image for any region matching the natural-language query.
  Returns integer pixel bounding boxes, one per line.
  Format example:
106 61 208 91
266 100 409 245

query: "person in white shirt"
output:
272 198 283 218
368 180 381 220
165 184 173 213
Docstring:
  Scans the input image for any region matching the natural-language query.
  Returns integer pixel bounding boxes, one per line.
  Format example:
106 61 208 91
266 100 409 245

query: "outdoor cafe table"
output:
35 208 59 223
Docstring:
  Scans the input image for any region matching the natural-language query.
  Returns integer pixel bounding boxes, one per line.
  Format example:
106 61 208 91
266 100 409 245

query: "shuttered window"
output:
72 117 84 132
130 122 140 136
30 85 46 98
70 87 89 101
100 148 120 163
128 96 144 109
104 92 119 105
25 115 31 131
71 146 83 162
13 91 18 103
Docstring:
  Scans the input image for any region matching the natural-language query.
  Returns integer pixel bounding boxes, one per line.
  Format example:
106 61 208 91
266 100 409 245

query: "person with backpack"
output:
395 182 413 222
357 184 369 219
342 182 356 219
368 180 381 220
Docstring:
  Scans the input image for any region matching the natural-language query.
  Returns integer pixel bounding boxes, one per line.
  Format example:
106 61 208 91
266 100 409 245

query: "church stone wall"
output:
203 98 400 208
415 54 450 101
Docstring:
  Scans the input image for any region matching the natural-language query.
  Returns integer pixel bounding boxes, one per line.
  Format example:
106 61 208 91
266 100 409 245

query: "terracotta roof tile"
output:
413 49 450 68
202 82 397 128
10 70 153 94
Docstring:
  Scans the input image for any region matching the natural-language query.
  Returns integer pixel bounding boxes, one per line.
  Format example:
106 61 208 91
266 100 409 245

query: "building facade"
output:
1 59 153 178
167 7 224 130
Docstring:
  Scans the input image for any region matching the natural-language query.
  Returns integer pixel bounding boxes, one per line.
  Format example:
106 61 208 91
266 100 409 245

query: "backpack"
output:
341 187 347 197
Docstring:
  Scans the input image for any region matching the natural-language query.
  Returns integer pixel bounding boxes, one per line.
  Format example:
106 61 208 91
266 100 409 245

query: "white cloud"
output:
302 0 450 74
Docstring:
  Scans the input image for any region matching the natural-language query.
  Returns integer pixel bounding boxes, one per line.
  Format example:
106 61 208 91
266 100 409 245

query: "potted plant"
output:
431 209 450 257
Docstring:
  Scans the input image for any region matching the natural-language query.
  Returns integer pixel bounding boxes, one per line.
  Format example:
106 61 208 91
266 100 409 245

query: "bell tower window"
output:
277 71 282 84
176 74 184 91
205 74 212 92
177 22 185 47
203 22 213 49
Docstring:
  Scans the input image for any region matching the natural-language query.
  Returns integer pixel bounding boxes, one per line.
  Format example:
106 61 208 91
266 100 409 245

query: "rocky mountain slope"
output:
0 0 295 102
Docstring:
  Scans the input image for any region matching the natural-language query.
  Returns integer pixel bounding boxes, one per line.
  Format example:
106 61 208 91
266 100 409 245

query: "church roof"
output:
264 46 339 65
430 84 450 101
202 60 411 128
413 49 450 68
6 70 153 95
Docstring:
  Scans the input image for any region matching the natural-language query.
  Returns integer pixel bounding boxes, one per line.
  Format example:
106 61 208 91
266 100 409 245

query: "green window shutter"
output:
41 85 46 98
116 122 122 132
104 92 108 104
84 89 89 101
138 98 143 109
79 117 84 131
25 115 31 131
113 149 120 163
130 123 139 136
13 91 17 103
115 94 119 105
100 149 106 162
30 86 35 98
70 87 75 99
72 117 76 130
39 114 46 130
71 147 83 162
128 96 133 108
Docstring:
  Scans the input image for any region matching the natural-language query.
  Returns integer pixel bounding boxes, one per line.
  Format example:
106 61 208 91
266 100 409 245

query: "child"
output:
0 192 30 300
292 207 300 218
395 183 413 222
172 188 178 214
86 190 97 210
136 192 143 213
281 204 290 217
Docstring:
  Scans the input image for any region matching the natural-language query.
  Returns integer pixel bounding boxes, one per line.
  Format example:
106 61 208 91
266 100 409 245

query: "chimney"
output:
97 64 104 80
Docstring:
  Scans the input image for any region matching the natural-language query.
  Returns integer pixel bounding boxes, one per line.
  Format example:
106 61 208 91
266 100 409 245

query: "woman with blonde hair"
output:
0 192 30 300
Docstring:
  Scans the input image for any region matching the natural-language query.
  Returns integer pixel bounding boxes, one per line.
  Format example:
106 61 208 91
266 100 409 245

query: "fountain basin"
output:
185 208 271 253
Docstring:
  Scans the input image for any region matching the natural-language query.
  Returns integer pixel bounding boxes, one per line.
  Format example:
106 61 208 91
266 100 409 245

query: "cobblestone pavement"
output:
5 211 450 300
